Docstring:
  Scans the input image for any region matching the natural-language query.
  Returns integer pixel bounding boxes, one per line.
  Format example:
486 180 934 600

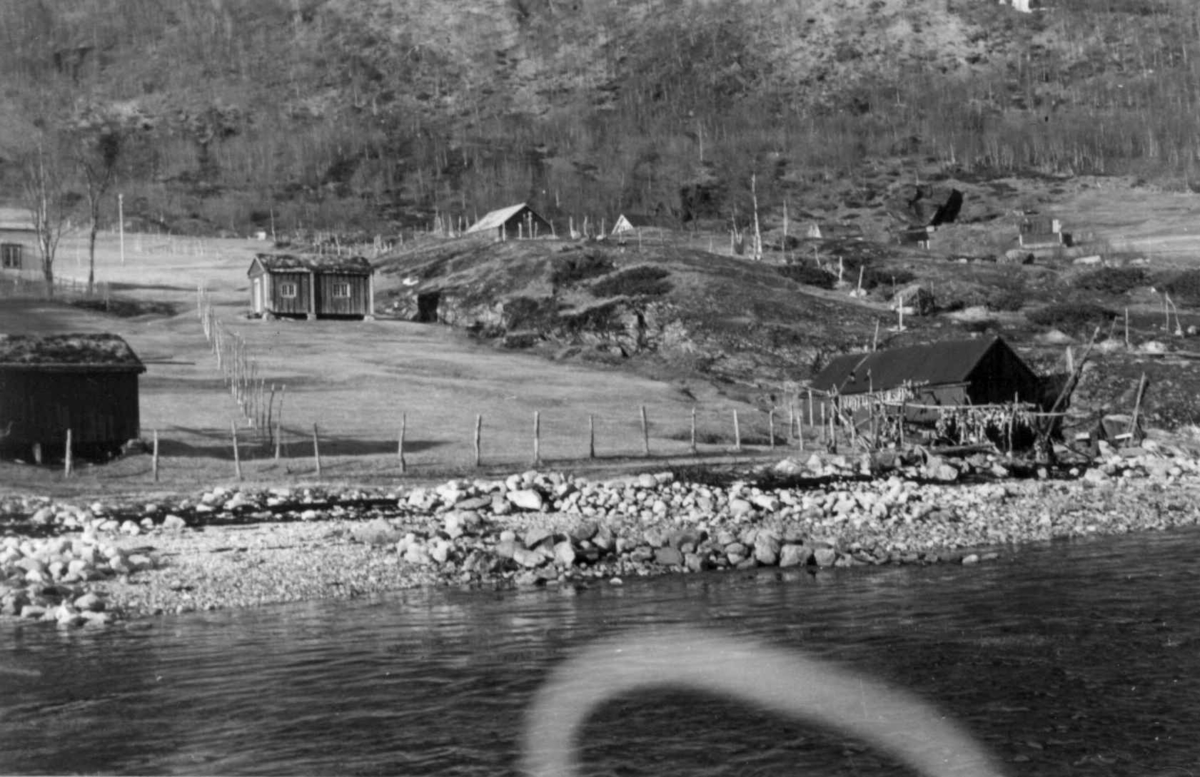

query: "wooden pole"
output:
533 410 541 466
768 409 775 450
872 318 880 351
820 403 826 443
588 414 595 459
312 423 321 477
277 384 286 459
808 389 814 427
232 421 242 481
640 405 650 457
690 406 698 454
1124 307 1130 349
474 414 482 467
398 412 407 474
733 410 741 451
1128 372 1147 440
152 429 160 482
64 429 72 477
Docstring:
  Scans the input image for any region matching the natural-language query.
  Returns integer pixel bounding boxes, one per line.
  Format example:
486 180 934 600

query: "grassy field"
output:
0 232 790 497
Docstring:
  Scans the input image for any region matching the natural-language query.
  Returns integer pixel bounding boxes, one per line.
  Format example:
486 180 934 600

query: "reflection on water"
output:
1 527 1199 775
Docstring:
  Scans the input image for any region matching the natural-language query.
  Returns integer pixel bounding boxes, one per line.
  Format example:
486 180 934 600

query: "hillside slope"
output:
2 0 1199 235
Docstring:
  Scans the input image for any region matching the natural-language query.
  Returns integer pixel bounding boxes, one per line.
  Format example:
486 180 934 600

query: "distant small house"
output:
999 0 1046 13
1019 215 1069 249
465 203 553 241
247 254 375 320
0 333 146 457
896 225 934 249
809 336 1041 421
806 222 864 241
0 207 36 272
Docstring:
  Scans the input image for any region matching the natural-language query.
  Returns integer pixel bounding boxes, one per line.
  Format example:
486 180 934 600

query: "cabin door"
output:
252 277 263 314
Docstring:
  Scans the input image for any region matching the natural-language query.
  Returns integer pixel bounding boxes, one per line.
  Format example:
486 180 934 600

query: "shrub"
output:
1026 301 1116 331
590 265 672 298
1161 269 1200 305
862 267 915 291
502 296 559 330
776 264 835 289
549 250 615 287
986 287 1026 312
1074 267 1146 295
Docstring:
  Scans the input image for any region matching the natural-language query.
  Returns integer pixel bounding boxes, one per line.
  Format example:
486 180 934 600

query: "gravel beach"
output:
4 442 1200 627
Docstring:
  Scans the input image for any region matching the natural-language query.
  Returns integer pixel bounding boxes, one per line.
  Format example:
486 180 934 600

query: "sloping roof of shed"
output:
250 253 373 275
0 333 145 372
0 207 34 231
466 203 546 234
810 336 1010 396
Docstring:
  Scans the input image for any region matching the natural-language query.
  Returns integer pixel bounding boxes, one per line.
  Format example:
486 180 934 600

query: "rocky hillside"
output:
2 0 1200 234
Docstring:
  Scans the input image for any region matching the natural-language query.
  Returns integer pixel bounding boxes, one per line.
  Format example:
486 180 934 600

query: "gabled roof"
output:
249 253 373 275
811 336 1013 396
465 203 546 234
0 207 34 231
613 213 669 231
0 333 145 372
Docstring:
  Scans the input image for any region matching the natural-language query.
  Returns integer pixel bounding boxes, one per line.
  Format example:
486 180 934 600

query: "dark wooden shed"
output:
809 336 1041 423
465 203 553 241
0 207 36 272
247 254 375 320
0 333 145 457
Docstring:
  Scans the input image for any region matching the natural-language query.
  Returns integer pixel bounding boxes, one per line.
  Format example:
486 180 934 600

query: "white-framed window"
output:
1 243 21 269
279 281 298 299
332 282 351 298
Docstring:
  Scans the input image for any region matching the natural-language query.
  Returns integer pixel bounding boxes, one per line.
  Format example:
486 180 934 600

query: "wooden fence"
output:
0 270 111 304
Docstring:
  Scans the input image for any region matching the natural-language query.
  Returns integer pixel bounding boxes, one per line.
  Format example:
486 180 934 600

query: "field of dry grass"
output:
0 232 789 497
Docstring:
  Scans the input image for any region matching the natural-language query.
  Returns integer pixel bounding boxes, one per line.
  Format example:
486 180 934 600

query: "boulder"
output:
779 544 813 568
653 547 684 567
506 490 545 512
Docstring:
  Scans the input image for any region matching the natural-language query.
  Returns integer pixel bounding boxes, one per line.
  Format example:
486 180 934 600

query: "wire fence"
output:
0 269 111 304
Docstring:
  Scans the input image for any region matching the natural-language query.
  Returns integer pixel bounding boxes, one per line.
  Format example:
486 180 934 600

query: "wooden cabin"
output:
465 203 553 241
247 254 375 320
0 207 36 272
808 336 1041 423
0 333 145 458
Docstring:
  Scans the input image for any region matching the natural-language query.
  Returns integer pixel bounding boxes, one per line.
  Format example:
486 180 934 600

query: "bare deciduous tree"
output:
76 124 123 294
20 140 73 296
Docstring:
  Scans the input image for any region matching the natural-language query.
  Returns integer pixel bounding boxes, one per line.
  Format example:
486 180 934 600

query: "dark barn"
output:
809 336 1041 423
0 333 145 458
248 254 375 320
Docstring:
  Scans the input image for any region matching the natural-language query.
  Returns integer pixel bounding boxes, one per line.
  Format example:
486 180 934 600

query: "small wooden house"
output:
465 203 552 241
1019 215 1069 249
247 254 375 320
809 336 1041 422
0 333 145 458
0 206 36 272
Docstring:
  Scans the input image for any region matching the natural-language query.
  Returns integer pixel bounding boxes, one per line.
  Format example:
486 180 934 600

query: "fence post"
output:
768 409 775 450
690 406 697 454
64 429 72 477
398 412 407 474
734 410 742 451
533 410 541 467
232 421 242 481
474 414 482 467
640 405 650 457
588 414 595 459
312 423 322 477
152 429 160 482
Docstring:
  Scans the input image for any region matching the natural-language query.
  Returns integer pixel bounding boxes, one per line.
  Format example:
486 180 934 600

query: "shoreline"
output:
4 446 1200 627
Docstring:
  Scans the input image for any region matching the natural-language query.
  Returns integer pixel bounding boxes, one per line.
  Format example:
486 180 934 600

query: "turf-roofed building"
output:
0 333 145 458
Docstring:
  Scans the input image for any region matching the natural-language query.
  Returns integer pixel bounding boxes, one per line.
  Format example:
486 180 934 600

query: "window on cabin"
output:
279 282 298 299
1 243 21 269
332 282 351 298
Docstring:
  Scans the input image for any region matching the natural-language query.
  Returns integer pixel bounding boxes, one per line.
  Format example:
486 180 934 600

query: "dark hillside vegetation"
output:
4 0 1200 235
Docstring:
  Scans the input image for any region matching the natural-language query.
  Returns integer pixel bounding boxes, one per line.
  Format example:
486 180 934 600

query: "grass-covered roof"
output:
0 333 145 371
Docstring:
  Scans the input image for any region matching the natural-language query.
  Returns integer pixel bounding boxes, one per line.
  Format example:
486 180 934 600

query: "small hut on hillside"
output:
465 203 552 241
0 333 145 458
247 254 375 320
809 336 1041 423
0 207 36 272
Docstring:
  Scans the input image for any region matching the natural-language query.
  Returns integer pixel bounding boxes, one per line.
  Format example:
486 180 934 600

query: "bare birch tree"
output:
76 125 122 294
20 140 73 296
